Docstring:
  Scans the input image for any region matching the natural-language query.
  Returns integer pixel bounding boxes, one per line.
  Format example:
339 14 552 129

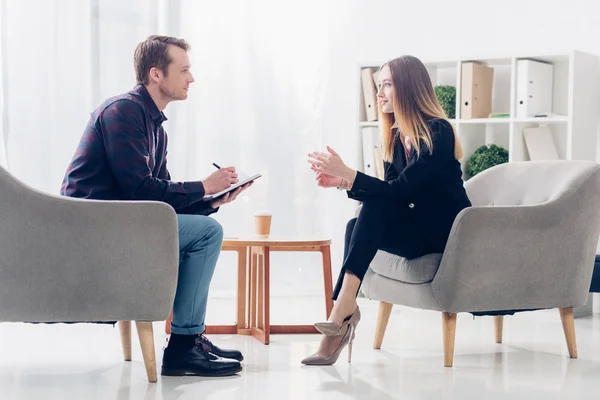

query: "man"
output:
61 35 251 377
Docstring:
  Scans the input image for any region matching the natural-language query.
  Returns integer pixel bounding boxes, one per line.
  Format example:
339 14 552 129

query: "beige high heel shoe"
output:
301 321 357 365
314 307 361 336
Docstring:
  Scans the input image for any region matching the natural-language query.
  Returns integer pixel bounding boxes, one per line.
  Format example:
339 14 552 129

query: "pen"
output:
212 163 221 169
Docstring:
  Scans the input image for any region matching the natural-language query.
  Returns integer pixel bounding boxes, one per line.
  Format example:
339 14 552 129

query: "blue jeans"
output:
170 214 223 335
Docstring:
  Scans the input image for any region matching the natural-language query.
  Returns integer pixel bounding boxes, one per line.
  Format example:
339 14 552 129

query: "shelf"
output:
513 116 569 123
360 119 457 127
458 116 569 124
360 116 568 128
462 58 512 67
359 121 379 127
458 118 511 124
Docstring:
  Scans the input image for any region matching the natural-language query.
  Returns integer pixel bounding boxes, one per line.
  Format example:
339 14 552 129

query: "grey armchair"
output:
0 166 179 382
361 160 600 367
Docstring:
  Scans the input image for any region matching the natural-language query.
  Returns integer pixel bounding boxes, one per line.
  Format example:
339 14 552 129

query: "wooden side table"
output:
240 238 334 345
165 238 334 344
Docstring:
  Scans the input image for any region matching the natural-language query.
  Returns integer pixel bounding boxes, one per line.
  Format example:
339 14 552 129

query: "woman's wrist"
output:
347 169 357 190
338 168 357 190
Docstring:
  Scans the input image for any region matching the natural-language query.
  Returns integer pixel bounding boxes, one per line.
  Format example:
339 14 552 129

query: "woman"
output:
302 55 471 365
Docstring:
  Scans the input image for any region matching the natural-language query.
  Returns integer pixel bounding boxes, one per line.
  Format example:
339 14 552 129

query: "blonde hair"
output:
378 55 463 162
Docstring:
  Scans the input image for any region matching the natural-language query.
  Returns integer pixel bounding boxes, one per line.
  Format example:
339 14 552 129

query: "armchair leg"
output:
136 322 157 383
559 308 578 359
118 321 132 361
494 316 504 344
442 312 457 367
373 302 393 349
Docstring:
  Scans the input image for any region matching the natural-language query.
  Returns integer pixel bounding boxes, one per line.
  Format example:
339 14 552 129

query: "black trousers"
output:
332 197 428 300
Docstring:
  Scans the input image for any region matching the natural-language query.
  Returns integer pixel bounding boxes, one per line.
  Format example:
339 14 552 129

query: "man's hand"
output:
210 181 253 208
203 166 238 195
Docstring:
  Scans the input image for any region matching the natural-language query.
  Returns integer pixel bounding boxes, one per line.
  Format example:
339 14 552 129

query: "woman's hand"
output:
311 166 342 188
308 146 355 182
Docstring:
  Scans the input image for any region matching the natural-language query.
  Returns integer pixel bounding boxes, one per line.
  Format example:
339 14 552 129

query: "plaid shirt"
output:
61 85 216 215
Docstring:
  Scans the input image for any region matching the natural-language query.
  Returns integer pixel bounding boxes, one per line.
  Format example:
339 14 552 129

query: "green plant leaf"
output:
434 85 456 120
467 144 509 178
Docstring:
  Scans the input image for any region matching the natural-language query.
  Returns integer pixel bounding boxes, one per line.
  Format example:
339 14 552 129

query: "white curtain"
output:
0 0 352 314
0 0 8 169
167 0 344 304
0 0 162 190
160 0 332 235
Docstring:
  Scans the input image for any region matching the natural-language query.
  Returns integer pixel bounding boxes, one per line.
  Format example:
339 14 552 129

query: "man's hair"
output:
134 35 190 85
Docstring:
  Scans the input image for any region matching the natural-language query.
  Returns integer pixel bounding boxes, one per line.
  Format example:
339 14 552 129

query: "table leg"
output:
257 251 264 330
248 247 258 329
263 246 271 344
251 246 271 345
236 247 248 332
321 245 334 319
246 247 252 332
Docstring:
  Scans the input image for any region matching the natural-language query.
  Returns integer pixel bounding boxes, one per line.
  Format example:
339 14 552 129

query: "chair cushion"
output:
369 251 443 284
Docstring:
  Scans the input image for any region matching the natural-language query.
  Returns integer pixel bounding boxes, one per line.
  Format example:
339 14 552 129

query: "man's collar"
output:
133 84 168 125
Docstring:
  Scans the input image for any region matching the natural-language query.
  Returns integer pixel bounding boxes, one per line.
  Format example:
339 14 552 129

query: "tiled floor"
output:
2 298 600 399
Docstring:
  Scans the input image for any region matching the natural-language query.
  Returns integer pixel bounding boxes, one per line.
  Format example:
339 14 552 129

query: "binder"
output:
361 127 382 177
361 68 378 121
460 62 494 119
516 60 553 118
373 147 385 180
372 69 381 89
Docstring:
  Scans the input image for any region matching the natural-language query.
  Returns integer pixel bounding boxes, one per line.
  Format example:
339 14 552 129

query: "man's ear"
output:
148 67 161 83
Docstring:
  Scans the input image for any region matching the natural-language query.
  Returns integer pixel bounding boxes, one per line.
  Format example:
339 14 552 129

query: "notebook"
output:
203 173 261 200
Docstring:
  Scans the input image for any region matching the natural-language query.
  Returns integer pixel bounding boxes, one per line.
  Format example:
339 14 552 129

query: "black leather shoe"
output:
197 334 244 362
161 339 242 377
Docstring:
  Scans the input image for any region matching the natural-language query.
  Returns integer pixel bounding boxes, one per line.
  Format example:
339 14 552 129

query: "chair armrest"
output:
0 193 179 323
431 193 598 312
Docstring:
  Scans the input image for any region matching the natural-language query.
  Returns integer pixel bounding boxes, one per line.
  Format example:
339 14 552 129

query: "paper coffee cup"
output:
254 211 272 237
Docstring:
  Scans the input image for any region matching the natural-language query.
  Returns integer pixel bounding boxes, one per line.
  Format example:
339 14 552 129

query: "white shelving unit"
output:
357 51 599 180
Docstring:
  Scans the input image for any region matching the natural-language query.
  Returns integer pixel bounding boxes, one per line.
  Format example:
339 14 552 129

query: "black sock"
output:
168 333 196 350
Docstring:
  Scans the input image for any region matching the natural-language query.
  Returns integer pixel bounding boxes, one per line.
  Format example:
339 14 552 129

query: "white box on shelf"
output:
516 60 554 118
361 127 381 178
522 126 559 160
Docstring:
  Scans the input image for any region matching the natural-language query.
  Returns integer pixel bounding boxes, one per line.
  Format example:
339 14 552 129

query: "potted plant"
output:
434 85 456 119
467 144 509 178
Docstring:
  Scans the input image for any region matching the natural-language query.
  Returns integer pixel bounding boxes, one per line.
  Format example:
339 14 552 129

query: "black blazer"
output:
348 119 471 253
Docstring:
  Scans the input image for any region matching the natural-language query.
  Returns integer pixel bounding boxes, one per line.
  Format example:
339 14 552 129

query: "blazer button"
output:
408 203 415 209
